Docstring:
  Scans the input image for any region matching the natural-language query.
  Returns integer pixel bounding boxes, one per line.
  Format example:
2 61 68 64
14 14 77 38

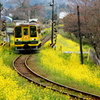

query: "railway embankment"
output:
0 30 100 99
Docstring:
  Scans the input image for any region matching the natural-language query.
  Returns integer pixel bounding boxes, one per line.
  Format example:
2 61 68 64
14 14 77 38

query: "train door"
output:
30 26 37 37
14 26 22 38
22 27 30 41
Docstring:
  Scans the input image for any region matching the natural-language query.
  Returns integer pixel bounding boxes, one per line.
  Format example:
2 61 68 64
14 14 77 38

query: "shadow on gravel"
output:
14 50 40 54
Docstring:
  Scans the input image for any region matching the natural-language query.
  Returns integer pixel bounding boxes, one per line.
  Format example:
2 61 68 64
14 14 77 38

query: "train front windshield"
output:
15 27 22 38
30 26 37 37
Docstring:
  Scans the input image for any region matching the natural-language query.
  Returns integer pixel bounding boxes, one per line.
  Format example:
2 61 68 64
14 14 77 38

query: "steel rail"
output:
25 55 100 100
13 55 83 99
13 55 100 100
13 34 100 100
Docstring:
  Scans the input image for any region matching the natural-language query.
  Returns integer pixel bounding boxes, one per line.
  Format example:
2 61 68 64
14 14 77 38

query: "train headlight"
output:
16 39 20 41
32 38 36 40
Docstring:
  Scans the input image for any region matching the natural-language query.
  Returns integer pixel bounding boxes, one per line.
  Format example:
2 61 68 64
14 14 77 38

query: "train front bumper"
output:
14 41 39 50
15 40 38 45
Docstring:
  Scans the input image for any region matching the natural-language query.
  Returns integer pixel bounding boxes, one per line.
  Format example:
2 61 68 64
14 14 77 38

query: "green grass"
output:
42 27 51 37
60 29 92 47
6 22 15 26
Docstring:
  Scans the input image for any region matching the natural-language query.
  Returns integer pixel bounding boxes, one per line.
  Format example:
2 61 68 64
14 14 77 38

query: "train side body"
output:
14 23 42 51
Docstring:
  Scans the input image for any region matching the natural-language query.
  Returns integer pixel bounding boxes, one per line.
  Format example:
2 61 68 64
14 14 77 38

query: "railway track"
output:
13 54 100 100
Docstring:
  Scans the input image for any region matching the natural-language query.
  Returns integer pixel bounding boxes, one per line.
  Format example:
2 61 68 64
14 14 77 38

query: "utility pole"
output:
77 5 83 64
50 0 54 45
28 9 30 21
0 3 3 18
0 8 1 18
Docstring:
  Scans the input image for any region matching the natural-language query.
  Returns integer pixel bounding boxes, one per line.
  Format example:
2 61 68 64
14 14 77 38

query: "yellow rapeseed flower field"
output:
56 34 80 51
0 35 70 100
39 34 100 94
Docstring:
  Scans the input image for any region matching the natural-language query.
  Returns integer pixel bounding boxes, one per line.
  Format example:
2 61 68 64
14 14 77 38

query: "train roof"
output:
15 22 40 27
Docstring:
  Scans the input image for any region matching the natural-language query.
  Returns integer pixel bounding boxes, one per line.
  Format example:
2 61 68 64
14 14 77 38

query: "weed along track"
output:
13 54 100 100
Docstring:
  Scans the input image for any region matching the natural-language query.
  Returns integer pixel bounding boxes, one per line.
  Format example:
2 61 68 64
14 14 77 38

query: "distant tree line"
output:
7 0 45 22
2 0 70 23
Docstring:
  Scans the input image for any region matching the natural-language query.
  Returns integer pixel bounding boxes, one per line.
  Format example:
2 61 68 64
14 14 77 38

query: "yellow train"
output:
14 22 42 51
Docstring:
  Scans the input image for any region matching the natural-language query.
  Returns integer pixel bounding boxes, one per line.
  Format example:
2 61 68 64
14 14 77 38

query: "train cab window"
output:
15 27 22 38
24 28 28 35
30 26 37 37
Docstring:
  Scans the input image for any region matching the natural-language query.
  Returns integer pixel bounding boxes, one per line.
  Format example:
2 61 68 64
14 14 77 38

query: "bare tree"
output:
64 0 100 61
0 3 3 29
0 3 3 18
9 0 45 21
10 0 30 8
9 0 30 20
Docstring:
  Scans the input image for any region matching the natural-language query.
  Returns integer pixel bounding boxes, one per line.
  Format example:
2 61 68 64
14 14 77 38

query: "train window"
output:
24 28 28 35
15 27 22 38
30 26 37 37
